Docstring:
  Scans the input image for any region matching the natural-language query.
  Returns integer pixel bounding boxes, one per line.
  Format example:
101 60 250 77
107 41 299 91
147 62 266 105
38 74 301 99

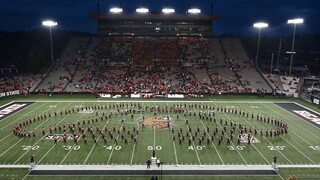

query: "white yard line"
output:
0 138 24 157
60 141 81 164
153 126 156 149
0 133 13 143
267 103 320 140
0 102 61 158
13 102 73 164
0 103 51 142
172 141 179 165
251 103 316 164
164 101 179 166
83 118 111 165
130 143 137 166
185 124 202 165
39 102 90 165
106 124 124 165
130 102 143 165
276 171 285 180
192 141 202 165
279 136 316 164
153 101 157 149
0 102 47 131
227 103 274 165
210 100 248 165
192 143 202 165
21 170 31 180
37 144 57 164
199 120 225 165
294 102 320 116
236 103 293 164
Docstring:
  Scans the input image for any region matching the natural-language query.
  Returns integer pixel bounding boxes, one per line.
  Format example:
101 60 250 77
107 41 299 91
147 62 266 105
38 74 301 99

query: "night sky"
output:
0 0 319 36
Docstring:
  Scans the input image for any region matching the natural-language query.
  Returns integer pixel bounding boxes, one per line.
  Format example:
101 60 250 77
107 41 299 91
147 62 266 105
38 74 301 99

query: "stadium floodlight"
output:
110 7 123 14
287 18 303 75
42 20 57 27
288 18 304 24
162 8 175 14
42 20 57 65
253 22 268 66
136 7 149 14
187 8 201 14
253 22 268 28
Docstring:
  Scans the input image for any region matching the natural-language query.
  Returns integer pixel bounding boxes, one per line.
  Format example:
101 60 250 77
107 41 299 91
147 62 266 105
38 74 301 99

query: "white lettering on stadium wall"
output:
0 90 20 98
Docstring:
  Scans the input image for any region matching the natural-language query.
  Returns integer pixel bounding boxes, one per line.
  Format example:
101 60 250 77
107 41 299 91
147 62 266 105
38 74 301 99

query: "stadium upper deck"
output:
90 13 220 37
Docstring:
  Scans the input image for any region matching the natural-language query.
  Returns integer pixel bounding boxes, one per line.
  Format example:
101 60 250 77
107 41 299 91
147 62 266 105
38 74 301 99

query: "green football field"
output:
0 95 319 180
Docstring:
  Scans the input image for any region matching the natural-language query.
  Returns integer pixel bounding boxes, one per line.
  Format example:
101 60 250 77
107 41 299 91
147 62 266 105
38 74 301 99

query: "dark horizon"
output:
0 0 319 36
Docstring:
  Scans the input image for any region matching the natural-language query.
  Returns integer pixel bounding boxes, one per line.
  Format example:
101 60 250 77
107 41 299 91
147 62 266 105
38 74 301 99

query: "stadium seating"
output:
220 38 272 93
34 36 274 95
36 37 91 92
280 76 300 96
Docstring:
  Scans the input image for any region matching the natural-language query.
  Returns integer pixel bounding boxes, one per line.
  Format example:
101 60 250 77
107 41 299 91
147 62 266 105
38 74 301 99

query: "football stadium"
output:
0 1 320 180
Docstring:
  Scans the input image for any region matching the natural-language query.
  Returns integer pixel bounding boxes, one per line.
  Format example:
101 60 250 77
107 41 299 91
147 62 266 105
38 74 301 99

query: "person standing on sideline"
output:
156 159 160 168
30 155 35 164
147 160 151 169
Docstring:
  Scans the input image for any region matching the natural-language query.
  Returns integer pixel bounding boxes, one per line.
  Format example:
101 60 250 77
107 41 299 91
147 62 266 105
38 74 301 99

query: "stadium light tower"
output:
42 20 57 65
288 18 303 75
253 22 268 65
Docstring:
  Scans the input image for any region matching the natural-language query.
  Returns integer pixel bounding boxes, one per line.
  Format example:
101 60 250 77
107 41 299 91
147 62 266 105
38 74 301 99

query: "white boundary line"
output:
236 103 293 164
0 101 14 108
294 102 320 116
0 102 44 130
14 102 73 164
274 102 320 129
257 103 318 164
267 103 320 140
265 103 320 140
0 102 61 158
15 100 289 103
36 102 90 164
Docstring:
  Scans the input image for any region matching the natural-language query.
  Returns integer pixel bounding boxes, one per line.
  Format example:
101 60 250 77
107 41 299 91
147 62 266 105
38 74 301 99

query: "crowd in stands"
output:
0 74 41 93
280 76 300 96
2 36 285 96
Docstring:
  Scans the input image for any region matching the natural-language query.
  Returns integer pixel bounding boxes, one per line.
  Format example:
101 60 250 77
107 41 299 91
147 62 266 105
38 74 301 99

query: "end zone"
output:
0 102 34 121
274 102 320 127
